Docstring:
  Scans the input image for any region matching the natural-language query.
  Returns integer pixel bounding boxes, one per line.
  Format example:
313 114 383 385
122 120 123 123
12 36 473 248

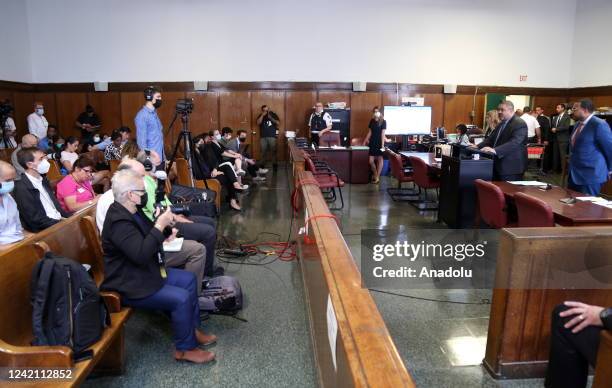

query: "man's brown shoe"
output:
174 348 216 364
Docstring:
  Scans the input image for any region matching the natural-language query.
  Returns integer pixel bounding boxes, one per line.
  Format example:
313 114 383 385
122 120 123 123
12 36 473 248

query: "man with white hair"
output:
100 168 216 364
96 157 208 302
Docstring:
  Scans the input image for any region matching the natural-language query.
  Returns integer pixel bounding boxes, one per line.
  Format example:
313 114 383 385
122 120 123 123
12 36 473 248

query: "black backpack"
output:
200 276 243 314
30 252 110 359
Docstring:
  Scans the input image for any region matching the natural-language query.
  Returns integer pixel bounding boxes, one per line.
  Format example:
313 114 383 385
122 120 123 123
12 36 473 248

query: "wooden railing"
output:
484 226 612 380
295 170 415 388
288 139 305 186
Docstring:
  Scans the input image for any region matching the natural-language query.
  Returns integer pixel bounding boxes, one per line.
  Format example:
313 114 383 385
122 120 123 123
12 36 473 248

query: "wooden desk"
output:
492 181 612 226
315 147 370 184
399 151 441 172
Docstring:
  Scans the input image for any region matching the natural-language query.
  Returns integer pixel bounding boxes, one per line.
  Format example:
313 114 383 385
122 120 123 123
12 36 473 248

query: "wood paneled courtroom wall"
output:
3 81 609 160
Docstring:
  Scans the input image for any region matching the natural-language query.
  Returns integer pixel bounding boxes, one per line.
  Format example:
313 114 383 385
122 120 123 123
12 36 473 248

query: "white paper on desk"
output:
507 181 548 186
326 295 338 371
434 158 442 162
576 196 608 203
331 145 346 149
163 237 184 252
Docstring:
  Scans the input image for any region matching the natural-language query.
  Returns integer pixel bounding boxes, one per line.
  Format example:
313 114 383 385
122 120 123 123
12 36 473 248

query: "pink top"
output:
55 174 95 212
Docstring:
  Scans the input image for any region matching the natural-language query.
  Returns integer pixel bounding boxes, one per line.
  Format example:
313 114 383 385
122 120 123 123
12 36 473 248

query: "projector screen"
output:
383 106 432 135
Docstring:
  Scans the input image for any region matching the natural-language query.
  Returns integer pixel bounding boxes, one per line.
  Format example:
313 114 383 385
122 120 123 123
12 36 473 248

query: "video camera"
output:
176 98 194 114
153 170 192 217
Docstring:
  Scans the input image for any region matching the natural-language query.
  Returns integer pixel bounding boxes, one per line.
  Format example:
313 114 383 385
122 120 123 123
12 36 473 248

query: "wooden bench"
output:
0 204 132 386
594 330 612 387
175 157 221 212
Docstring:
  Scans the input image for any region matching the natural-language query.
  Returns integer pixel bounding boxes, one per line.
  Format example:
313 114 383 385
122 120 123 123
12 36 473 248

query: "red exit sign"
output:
519 75 528 82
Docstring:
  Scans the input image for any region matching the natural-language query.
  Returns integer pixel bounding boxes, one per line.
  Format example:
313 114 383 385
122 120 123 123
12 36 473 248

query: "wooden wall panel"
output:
285 91 316 139
87 92 122 135
120 92 144 130
12 92 34 139
186 92 219 137
219 91 251 132
154 92 186 155
0 90 14 104
443 94 485 132
251 91 285 161
592 95 612 109
55 93 88 139
318 91 350 108
33 93 57 129
350 92 381 141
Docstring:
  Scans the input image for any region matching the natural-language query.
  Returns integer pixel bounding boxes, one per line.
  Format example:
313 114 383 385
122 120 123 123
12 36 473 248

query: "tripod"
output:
166 111 200 189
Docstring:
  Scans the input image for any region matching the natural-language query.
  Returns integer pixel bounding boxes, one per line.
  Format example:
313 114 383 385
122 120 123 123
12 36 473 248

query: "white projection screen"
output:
383 106 432 135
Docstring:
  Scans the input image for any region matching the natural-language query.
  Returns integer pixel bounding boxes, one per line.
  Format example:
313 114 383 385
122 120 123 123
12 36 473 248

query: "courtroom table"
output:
399 151 441 172
314 146 370 184
492 181 612 226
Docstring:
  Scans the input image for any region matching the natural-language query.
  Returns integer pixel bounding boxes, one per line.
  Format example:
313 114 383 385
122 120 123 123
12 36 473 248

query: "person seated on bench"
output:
61 136 111 191
0 161 24 244
193 134 245 211
455 124 470 146
222 128 267 182
11 134 38 180
14 147 70 232
97 158 209 303
101 169 216 364
55 155 99 212
211 128 246 177
135 150 221 278
546 301 612 388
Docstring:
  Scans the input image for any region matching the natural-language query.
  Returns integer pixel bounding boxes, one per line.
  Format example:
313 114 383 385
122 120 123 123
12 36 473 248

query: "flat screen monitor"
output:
383 105 432 135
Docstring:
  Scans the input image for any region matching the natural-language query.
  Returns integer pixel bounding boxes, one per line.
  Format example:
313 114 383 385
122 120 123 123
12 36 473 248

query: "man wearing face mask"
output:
0 161 24 245
76 104 102 143
11 134 39 180
27 102 48 150
13 147 70 232
307 102 333 146
135 86 165 168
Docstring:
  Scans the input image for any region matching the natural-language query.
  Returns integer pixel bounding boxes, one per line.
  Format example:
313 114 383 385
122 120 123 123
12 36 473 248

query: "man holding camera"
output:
136 150 220 278
135 86 165 167
257 105 280 169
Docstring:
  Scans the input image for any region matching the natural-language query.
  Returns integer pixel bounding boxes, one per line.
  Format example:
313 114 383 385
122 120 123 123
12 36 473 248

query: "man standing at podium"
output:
476 100 528 181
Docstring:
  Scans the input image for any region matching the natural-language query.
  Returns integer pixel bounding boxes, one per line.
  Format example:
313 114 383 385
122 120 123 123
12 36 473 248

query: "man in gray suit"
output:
551 103 571 173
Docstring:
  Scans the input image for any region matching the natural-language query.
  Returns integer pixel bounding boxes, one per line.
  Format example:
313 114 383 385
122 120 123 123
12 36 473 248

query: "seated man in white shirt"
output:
11 134 39 180
13 147 70 232
520 106 541 144
27 102 49 150
0 161 24 244
1 111 18 149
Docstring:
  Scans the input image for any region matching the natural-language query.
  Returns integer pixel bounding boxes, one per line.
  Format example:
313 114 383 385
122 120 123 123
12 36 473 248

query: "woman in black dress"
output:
364 106 386 183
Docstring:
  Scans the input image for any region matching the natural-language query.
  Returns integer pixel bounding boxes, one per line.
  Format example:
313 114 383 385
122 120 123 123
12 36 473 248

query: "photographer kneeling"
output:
101 169 217 364
136 150 221 278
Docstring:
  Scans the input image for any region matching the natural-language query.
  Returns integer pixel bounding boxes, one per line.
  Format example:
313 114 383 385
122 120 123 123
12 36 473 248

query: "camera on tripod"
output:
176 98 194 114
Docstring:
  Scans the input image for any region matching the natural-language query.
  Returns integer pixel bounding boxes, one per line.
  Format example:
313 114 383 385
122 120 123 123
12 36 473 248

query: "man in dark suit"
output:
476 100 528 180
567 99 612 195
551 103 571 173
13 147 70 232
535 106 553 173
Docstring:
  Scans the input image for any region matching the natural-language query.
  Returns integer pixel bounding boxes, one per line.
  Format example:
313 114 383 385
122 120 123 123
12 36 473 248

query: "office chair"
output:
514 192 554 227
303 153 345 210
474 179 512 228
385 149 417 201
408 156 440 210
319 132 341 147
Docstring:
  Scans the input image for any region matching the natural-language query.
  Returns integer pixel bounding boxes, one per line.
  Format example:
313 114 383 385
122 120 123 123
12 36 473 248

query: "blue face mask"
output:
0 181 14 194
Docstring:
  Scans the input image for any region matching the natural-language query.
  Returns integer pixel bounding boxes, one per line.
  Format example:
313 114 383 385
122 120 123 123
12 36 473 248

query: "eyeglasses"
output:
130 189 146 194
82 169 94 175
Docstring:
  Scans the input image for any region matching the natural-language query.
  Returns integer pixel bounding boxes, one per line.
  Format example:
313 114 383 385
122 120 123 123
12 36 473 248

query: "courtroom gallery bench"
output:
0 203 132 387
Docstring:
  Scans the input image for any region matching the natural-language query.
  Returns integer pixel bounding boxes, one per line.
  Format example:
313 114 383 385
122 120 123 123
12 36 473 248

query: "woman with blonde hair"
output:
364 106 387 184
484 109 501 138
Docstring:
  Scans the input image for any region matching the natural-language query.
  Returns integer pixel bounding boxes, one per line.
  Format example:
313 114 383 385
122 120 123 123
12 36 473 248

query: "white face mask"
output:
93 135 101 142
36 159 51 175
374 112 381 118
214 134 222 141
35 108 44 116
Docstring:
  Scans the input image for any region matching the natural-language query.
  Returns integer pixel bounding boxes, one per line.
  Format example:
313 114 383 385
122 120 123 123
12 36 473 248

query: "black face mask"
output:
136 192 148 210
153 100 162 109
239 137 247 143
